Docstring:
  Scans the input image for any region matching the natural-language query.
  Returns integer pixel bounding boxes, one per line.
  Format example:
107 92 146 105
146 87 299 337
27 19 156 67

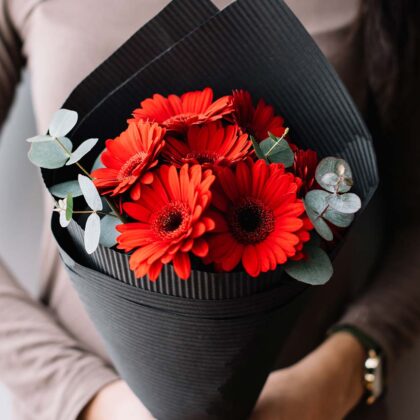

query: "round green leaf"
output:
304 189 330 214
84 212 101 254
250 135 266 160
28 136 73 169
66 138 98 166
285 245 333 285
59 211 71 228
324 208 354 228
315 157 352 193
99 215 121 248
320 172 339 188
91 150 105 171
26 135 53 143
259 136 294 167
49 109 78 138
306 207 334 241
328 193 361 214
50 180 83 198
78 175 103 211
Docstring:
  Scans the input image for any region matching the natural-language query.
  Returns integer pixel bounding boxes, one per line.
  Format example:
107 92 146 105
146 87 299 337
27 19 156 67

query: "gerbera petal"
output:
191 238 209 257
173 252 191 280
242 245 260 277
148 261 163 281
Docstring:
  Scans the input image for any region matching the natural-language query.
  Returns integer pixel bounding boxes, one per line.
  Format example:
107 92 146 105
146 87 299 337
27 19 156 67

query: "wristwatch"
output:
329 325 385 405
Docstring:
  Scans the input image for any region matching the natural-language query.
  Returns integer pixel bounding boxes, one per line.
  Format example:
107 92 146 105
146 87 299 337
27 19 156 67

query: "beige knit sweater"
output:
0 1 418 419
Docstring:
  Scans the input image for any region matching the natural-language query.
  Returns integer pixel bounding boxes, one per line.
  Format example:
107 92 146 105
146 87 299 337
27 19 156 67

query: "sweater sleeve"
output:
337 108 420 373
0 2 118 419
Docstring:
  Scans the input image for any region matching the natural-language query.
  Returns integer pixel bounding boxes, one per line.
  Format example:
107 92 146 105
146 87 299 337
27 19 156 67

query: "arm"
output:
251 332 365 420
252 93 420 420
0 259 119 420
0 3 122 419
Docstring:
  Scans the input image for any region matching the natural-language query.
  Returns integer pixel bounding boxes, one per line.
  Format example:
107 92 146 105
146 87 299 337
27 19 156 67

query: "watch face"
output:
365 350 383 404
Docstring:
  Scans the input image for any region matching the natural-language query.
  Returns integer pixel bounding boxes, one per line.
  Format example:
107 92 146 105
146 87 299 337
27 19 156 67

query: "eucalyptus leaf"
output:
49 109 78 138
65 193 73 221
250 135 266 160
84 212 101 254
50 180 83 198
328 193 361 214
267 133 290 151
315 157 352 193
259 136 294 167
66 138 98 166
284 245 333 285
304 189 330 214
99 215 121 248
320 173 339 188
324 208 354 228
28 136 73 169
26 135 53 143
306 207 334 241
78 175 103 211
91 150 105 171
59 211 71 228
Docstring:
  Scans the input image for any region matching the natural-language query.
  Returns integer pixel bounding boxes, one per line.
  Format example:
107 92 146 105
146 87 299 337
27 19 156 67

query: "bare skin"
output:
80 380 155 420
81 332 365 420
251 332 366 420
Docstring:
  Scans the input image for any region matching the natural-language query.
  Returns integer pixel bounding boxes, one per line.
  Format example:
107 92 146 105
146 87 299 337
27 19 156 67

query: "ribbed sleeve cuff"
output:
64 366 119 420
335 305 394 375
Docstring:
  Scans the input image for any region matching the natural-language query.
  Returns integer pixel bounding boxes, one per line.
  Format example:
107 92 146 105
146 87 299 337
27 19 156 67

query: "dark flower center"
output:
185 151 221 165
228 198 275 244
118 152 147 180
153 202 191 240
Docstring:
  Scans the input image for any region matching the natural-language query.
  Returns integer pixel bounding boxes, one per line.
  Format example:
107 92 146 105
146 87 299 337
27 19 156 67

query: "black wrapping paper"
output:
41 0 379 418
53 216 311 420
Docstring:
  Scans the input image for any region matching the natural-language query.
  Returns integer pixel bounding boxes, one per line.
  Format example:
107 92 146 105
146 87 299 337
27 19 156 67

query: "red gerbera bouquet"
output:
29 87 361 285
26 2 379 418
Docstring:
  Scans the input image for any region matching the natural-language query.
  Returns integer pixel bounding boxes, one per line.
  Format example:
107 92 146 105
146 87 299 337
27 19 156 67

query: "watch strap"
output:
328 324 385 405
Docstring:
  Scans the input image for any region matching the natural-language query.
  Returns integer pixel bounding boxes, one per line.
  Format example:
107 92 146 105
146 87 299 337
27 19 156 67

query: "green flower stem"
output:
265 127 290 157
315 203 330 221
54 137 126 223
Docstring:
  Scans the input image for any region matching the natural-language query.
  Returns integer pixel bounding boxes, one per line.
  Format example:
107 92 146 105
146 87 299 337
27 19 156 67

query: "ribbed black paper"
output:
65 0 218 121
54 215 311 420
41 0 379 418
68 219 294 299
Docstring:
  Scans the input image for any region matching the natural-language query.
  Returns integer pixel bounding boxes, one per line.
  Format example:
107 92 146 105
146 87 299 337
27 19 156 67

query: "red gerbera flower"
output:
232 89 287 141
290 216 313 261
293 148 319 195
162 122 252 168
206 159 311 277
131 87 234 132
92 121 165 200
116 164 216 281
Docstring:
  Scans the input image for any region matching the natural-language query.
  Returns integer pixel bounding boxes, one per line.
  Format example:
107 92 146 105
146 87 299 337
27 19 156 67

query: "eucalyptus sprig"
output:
284 157 361 285
251 129 294 167
27 109 122 254
304 157 361 241
251 132 361 285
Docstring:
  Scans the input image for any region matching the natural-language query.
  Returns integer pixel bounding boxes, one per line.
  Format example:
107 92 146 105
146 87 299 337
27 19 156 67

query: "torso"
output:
11 0 365 371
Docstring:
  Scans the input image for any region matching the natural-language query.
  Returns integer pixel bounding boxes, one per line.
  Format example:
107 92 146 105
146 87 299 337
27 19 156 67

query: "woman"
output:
0 1 418 419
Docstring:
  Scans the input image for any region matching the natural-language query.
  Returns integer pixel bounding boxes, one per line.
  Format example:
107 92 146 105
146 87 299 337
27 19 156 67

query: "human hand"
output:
251 332 366 420
80 380 155 420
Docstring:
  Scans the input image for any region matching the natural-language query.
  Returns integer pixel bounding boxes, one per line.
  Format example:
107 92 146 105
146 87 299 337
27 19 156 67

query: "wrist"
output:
329 325 385 405
294 332 365 418
325 332 366 412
